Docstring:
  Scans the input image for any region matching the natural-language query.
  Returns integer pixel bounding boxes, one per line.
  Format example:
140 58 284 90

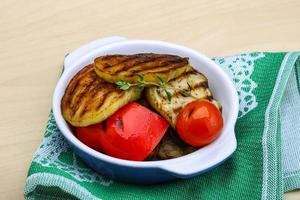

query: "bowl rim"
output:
53 39 238 174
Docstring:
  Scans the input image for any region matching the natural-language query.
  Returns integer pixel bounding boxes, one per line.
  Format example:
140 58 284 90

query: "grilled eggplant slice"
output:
61 64 141 127
146 69 220 127
147 128 197 160
94 53 192 84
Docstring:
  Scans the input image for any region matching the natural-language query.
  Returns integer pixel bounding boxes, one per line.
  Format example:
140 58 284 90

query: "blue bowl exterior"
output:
69 141 177 184
67 139 234 184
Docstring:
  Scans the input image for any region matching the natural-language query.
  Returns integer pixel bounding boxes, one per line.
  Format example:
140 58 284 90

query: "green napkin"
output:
24 52 300 200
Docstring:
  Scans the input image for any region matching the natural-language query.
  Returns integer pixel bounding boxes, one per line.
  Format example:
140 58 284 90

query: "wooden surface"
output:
0 0 299 199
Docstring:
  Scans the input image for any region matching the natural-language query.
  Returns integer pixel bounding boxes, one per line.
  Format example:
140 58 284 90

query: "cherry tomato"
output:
76 123 102 151
175 100 223 147
77 102 169 161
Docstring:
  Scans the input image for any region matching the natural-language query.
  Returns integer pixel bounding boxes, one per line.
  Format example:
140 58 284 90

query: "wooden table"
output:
0 0 299 199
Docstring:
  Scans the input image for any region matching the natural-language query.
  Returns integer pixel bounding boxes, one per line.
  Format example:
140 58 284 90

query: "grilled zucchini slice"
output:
61 64 141 127
146 70 219 127
94 53 192 84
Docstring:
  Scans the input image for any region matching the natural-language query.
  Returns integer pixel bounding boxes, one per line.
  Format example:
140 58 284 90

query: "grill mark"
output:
64 66 94 111
108 55 177 74
70 79 95 116
95 54 187 75
172 70 199 81
65 66 92 100
76 80 102 117
167 70 206 89
67 81 79 97
78 84 122 118
95 92 109 110
110 57 156 74
122 63 188 79
79 106 89 116
69 69 109 115
192 81 208 90
172 90 190 98
62 62 139 126
98 54 162 70
158 78 211 116
127 57 187 74
102 63 111 68
137 63 187 77
91 82 119 109
174 69 195 77
71 66 93 84
89 83 102 98
124 56 178 73
122 54 171 71
171 81 208 98
102 56 138 69
94 91 123 111
96 55 129 67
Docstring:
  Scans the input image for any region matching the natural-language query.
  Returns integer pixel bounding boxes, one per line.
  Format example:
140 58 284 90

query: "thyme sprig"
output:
178 81 199 99
116 75 173 102
116 76 198 102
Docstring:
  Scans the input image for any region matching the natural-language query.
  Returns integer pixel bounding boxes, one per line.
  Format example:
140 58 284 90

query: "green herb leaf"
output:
164 89 172 102
116 80 131 90
157 76 166 85
116 80 127 86
119 84 131 90
137 74 144 83
179 91 190 97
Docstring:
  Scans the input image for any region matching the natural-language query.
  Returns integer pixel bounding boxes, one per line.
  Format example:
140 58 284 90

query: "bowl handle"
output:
64 36 127 70
158 129 237 178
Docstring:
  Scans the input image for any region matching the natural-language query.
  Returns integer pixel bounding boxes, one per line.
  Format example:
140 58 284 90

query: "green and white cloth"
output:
24 52 300 200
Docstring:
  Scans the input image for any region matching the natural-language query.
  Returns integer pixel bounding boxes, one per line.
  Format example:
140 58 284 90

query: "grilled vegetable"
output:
77 102 169 161
146 69 219 127
147 128 198 160
176 100 223 147
94 53 192 85
76 123 102 151
61 64 141 127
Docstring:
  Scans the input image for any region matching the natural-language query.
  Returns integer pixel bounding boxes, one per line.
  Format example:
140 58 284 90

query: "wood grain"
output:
0 0 299 199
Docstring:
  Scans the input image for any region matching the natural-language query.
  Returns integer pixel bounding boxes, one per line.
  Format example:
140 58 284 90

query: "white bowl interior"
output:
53 40 238 176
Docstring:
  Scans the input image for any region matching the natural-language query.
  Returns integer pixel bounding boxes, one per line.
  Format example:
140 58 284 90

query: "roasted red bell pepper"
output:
77 102 169 161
